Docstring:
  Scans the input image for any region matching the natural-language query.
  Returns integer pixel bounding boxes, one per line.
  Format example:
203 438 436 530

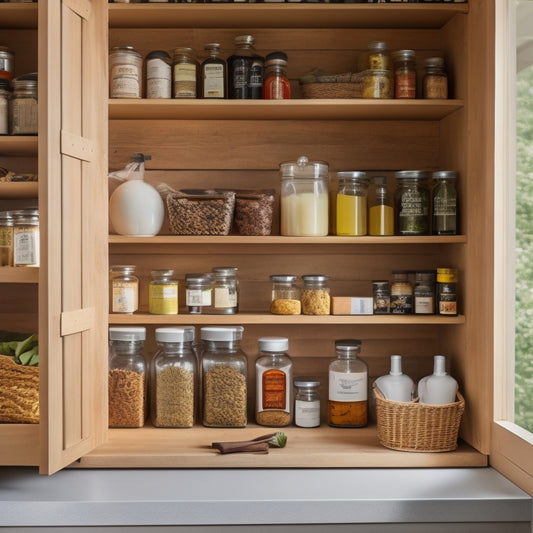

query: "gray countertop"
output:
0 466 531 527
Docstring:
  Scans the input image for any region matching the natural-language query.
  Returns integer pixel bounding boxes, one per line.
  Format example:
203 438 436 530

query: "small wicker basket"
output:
373 383 464 452
0 354 39 424
301 81 362 99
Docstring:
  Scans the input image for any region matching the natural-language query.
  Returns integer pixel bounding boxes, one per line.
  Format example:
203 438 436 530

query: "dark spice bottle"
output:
436 268 458 316
227 35 264 100
201 43 226 99
263 51 290 100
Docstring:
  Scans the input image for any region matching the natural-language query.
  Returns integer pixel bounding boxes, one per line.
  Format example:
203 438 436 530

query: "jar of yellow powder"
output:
336 171 369 236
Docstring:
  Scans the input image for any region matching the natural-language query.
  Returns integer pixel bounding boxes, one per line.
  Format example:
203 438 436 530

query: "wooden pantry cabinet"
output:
1 0 524 486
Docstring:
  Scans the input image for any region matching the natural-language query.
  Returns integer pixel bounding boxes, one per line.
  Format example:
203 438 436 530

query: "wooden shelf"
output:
0 182 38 199
0 4 38 29
0 267 38 284
75 424 486 469
0 424 39 466
108 99 464 122
0 137 38 157
109 312 465 326
108 4 468 30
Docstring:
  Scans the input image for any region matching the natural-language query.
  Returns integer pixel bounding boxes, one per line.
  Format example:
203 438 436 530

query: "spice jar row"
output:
108 325 372 430
109 36 290 100
0 209 39 267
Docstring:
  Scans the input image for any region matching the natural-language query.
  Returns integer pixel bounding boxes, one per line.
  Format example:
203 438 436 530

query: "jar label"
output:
214 287 237 308
329 371 367 402
261 369 287 410
295 399 320 428
415 296 434 314
14 229 39 266
149 284 178 314
147 58 171 98
112 285 137 313
111 65 140 98
203 63 225 98
0 98 8 134
173 64 197 97
186 288 212 307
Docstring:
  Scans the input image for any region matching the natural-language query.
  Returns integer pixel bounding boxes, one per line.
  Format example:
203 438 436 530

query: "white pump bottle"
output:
374 355 414 402
418 355 458 405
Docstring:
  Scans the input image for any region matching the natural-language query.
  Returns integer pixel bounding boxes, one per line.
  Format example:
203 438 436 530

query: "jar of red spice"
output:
263 51 290 100
392 49 416 99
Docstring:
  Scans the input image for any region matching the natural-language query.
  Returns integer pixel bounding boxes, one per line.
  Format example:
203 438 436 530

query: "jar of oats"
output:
201 326 247 428
301 274 330 315
150 327 197 428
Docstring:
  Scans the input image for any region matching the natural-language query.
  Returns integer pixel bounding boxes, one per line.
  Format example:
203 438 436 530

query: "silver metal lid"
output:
432 170 458 180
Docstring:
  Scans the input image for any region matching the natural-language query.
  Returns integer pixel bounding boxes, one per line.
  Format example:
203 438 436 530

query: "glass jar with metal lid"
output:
172 47 199 99
210 266 239 314
423 57 448 99
0 46 14 82
185 273 213 314
201 326 247 428
301 274 330 315
10 73 38 135
0 211 14 266
145 50 172 99
13 209 39 267
293 378 321 428
149 269 178 315
109 265 139 314
366 41 391 70
0 79 10 135
150 327 197 428
109 46 143 99
263 51 290 100
270 274 301 315
280 155 329 237
390 270 413 315
432 170 457 235
336 171 369 236
372 280 391 314
414 270 436 315
392 49 416 99
394 170 430 236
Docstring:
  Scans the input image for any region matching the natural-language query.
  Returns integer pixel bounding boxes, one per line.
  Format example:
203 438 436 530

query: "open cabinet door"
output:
38 0 108 475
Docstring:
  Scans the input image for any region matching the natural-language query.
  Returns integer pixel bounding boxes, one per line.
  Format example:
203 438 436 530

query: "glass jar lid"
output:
280 156 329 180
265 51 288 68
258 336 289 352
367 41 389 52
270 274 298 283
151 269 175 279
302 274 329 284
110 46 142 59
293 378 320 389
335 339 362 352
186 273 212 284
0 211 14 225
110 264 136 274
432 170 458 180
336 171 368 181
395 170 430 180
234 35 254 46
425 57 445 69
155 327 189 344
212 266 238 278
146 50 171 61
109 326 146 342
392 49 416 62
200 325 244 342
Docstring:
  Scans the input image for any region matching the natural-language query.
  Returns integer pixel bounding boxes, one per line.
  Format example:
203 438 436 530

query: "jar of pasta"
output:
301 274 330 315
270 274 301 315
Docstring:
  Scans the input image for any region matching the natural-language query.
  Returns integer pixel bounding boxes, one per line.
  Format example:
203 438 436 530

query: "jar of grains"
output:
336 170 369 236
390 270 413 315
328 339 368 428
108 326 147 428
394 170 430 236
13 209 39 267
0 79 10 135
109 46 143 99
270 274 301 315
210 266 239 314
109 265 139 314
172 47 199 98
10 74 38 135
255 336 293 427
423 57 448 99
293 378 321 428
366 41 391 70
150 327 197 428
201 326 247 428
301 274 330 315
185 273 213 314
0 211 14 266
149 269 178 315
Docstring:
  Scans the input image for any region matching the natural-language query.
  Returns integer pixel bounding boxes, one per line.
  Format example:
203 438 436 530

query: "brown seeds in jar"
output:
153 366 195 428
301 289 330 315
270 299 301 315
108 369 146 428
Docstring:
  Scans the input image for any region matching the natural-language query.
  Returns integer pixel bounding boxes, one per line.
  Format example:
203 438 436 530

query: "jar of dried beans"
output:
270 274 301 315
108 326 147 428
301 274 330 315
150 327 197 428
201 326 247 428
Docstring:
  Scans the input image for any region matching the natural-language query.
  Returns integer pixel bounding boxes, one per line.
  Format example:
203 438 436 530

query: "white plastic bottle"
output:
374 355 414 402
418 355 458 405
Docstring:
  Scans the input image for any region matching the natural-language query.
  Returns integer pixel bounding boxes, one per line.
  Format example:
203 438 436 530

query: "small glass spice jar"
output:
145 50 172 99
328 339 368 428
150 327 197 428
10 74 38 135
390 270 413 314
0 46 15 82
210 266 239 314
336 171 369 236
201 326 247 428
366 41 391 70
0 211 14 266
436 267 458 316
432 170 458 235
109 46 143 99
110 265 139 314
392 49 417 99
108 326 147 428
263 51 290 100
149 269 178 315
172 47 199 99
395 170 430 236
255 336 293 427
0 79 10 135
423 57 448 99
13 209 39 267
270 274 301 315
201 43 226 99
301 274 330 315
185 273 213 314
293 378 321 428
413 270 436 315
372 280 391 314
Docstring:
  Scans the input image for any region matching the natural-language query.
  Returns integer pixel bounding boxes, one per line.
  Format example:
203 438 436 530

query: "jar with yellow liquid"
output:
369 176 394 236
335 171 369 236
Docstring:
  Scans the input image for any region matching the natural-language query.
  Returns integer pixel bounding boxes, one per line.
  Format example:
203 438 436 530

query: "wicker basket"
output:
301 81 362 99
373 384 464 452
0 354 39 424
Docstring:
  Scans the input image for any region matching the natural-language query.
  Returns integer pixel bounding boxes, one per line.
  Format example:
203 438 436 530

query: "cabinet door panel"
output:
38 0 108 475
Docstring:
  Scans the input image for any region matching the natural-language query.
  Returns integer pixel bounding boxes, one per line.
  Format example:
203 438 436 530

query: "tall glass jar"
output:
108 326 147 428
145 50 172 99
227 34 264 100
150 327 197 428
201 43 226 99
423 57 448 99
109 265 139 314
390 270 413 315
172 47 199 99
0 211 14 266
293 378 321 428
255 336 293 427
149 269 178 315
301 274 330 315
13 209 39 267
335 171 369 236
280 155 329 237
395 170 430 235
185 273 213 314
109 46 143 99
270 274 301 315
328 339 368 428
10 74 38 135
210 266 239 314
201 326 247 428
368 176 394 236
263 51 290 100
432 170 457 235
392 49 417 99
